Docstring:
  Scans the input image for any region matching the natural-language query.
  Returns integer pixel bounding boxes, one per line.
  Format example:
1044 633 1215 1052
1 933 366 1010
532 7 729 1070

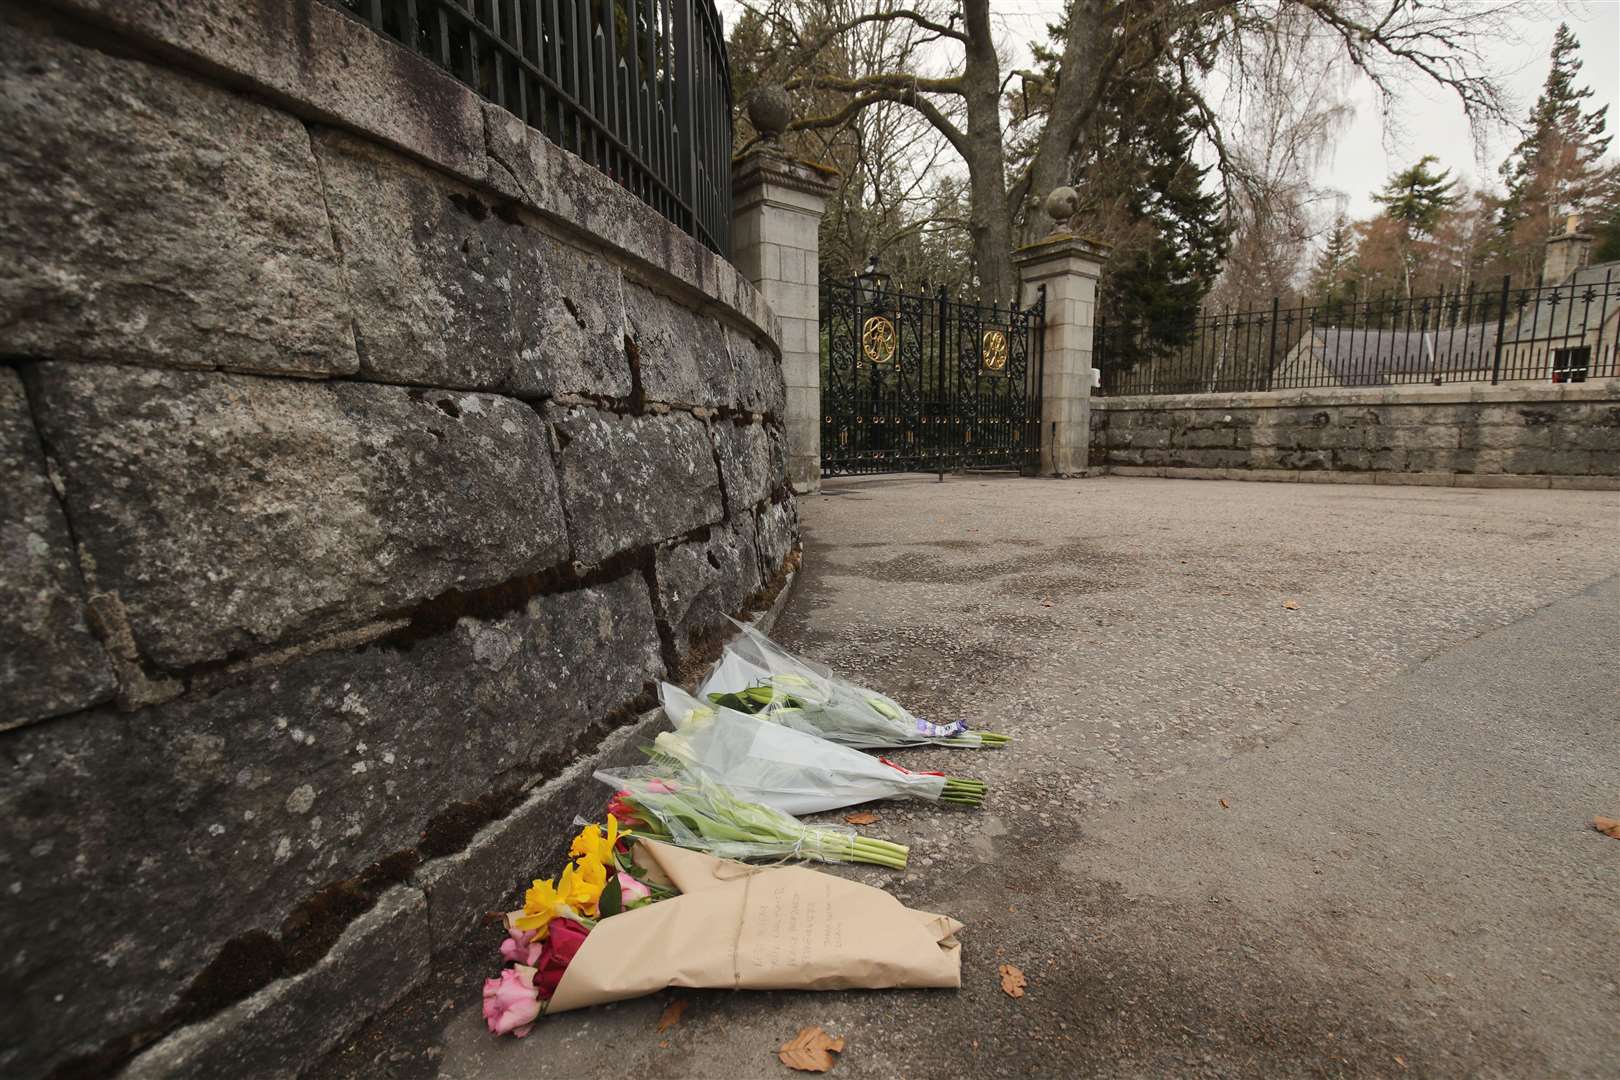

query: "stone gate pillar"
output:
731 149 836 493
1014 230 1109 477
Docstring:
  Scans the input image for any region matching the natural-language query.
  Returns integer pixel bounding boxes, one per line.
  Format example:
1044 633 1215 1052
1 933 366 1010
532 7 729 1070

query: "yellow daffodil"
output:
558 852 608 916
510 877 561 935
568 815 620 866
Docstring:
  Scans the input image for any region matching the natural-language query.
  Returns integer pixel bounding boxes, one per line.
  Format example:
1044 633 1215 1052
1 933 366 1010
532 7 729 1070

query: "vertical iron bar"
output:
1491 274 1510 385
672 0 696 233
1595 268 1613 378
630 0 647 201
488 0 506 107
1265 295 1280 391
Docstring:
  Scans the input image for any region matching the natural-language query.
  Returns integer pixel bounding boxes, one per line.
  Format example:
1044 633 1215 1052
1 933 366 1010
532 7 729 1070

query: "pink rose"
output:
499 926 544 966
617 872 652 906
482 964 542 1037
646 778 678 793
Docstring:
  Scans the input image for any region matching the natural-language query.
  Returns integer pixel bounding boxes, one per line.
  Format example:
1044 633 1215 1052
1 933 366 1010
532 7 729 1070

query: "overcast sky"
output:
723 2 1620 223
1324 3 1620 218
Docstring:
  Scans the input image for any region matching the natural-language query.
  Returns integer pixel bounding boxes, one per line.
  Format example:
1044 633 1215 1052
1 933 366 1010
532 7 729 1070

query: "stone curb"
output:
123 886 431 1079
118 568 798 1078
1100 465 1618 491
1091 379 1620 412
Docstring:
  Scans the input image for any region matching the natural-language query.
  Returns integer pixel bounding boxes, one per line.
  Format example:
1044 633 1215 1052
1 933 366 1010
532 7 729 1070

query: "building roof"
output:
1498 260 1620 344
1292 323 1497 386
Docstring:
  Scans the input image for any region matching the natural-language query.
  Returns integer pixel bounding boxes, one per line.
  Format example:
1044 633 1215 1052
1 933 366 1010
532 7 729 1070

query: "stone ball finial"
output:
747 86 793 142
1044 186 1078 233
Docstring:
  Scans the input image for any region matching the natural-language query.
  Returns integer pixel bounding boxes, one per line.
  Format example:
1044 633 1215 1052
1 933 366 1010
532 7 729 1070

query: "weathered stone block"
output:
1121 427 1171 450
1554 421 1620 452
516 234 634 399
1458 422 1551 451
1287 425 1364 451
418 704 670 956
0 370 115 729
727 328 788 417
0 571 660 1078
624 283 734 406
40 0 488 186
1402 449 1464 473
1166 448 1248 470
0 9 356 377
1503 448 1592 475
1274 449 1331 470
655 522 764 663
123 886 430 1080
549 407 724 563
1332 448 1374 472
27 364 568 668
1389 425 1461 451
1176 426 1236 449
1388 403 1469 427
313 132 632 399
714 421 775 511
756 498 801 579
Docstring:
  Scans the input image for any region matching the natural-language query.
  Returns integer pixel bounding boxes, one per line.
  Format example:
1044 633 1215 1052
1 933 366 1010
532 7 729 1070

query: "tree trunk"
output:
1015 0 1109 251
961 0 1014 304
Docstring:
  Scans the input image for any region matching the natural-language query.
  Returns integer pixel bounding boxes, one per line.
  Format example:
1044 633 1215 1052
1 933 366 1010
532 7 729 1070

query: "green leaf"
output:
598 872 623 918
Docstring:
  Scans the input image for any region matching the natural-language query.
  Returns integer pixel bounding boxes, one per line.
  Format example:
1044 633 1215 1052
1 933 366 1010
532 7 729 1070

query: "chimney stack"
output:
1543 214 1593 285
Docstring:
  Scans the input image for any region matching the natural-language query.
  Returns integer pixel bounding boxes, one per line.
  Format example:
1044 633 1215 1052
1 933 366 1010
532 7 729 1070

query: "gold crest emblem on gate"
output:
981 329 1008 373
861 315 897 364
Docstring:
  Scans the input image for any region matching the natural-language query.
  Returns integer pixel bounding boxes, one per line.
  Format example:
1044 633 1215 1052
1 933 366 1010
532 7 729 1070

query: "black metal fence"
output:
329 0 733 256
820 272 1045 476
1096 269 1620 396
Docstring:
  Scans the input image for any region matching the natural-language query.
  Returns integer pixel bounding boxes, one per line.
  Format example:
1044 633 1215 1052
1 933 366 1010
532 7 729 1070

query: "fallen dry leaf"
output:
1594 816 1620 839
1394 1055 1408 1070
657 999 687 1033
844 811 878 826
1283 599 1299 610
999 963 1027 999
779 1026 845 1072
1219 798 1230 809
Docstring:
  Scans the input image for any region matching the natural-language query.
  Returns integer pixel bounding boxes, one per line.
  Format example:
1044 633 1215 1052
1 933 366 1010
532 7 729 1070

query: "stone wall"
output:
0 2 795 1077
1090 384 1620 490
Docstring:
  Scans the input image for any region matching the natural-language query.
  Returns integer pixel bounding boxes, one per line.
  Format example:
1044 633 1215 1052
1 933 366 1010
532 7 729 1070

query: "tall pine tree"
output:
1372 156 1459 297
1309 213 1356 312
1497 24 1615 280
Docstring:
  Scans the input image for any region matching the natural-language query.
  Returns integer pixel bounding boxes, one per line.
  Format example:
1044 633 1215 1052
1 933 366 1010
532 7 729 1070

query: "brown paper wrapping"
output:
544 841 964 1013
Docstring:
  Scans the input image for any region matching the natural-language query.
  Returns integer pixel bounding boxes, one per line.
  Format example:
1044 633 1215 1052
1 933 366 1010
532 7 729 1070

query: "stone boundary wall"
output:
0 2 796 1077
1090 383 1620 491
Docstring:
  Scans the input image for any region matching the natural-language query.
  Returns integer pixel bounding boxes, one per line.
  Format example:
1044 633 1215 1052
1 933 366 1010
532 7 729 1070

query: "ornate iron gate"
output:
820 267 1045 476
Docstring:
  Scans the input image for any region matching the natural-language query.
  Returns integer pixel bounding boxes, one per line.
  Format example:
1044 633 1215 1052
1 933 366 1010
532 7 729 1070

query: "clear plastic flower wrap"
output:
596 765 908 868
700 621 1010 749
654 684 987 812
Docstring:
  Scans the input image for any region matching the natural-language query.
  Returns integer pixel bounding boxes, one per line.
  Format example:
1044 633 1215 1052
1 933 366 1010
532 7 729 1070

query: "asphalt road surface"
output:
323 475 1619 1080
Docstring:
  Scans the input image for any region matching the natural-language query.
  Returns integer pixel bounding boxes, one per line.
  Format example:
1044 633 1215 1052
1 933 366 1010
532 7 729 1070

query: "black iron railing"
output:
330 0 733 256
1096 268 1620 396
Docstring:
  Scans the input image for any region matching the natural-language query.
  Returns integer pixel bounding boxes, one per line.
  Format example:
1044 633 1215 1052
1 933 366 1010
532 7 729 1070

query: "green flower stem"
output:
619 781 912 868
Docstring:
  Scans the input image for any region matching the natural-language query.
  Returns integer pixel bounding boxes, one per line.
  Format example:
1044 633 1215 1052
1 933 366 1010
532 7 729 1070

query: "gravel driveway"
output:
326 474 1619 1079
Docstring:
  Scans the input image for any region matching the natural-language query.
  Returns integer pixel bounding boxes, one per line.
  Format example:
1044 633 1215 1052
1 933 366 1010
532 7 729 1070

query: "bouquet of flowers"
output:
483 814 672 1037
603 767 909 868
701 621 1010 749
655 683 988 812
483 834 964 1034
